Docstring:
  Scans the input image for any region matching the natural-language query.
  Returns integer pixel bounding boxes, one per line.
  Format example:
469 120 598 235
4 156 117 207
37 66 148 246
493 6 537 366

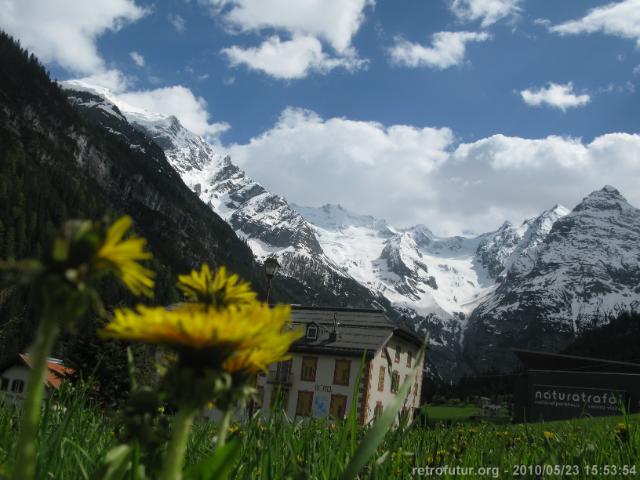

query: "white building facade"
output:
0 354 73 406
256 307 424 425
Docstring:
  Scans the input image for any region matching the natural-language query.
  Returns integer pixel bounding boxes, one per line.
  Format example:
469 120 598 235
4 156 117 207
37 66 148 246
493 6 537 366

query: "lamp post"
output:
264 256 280 304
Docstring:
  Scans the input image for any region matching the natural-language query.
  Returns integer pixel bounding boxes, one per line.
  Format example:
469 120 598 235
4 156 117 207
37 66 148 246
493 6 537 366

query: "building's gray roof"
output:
289 306 423 357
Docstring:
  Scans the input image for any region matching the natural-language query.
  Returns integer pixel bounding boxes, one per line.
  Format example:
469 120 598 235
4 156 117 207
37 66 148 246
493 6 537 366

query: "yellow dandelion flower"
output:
177 264 256 307
543 431 557 441
97 216 155 297
101 302 300 364
615 423 629 441
223 324 301 374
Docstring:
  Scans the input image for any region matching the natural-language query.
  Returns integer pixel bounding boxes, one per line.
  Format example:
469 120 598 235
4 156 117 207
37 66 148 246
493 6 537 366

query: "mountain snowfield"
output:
63 80 640 379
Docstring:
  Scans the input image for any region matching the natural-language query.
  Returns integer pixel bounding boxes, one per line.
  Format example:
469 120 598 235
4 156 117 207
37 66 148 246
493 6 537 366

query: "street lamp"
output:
264 256 280 304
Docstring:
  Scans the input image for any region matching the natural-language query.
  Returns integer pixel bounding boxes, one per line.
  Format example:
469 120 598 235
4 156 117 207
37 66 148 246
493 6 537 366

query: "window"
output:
377 366 385 392
333 359 351 386
374 401 383 419
275 359 292 383
414 382 419 397
394 346 401 363
300 357 317 382
296 391 314 417
11 379 24 394
0 378 8 391
390 371 400 394
407 351 412 368
329 394 348 419
270 387 290 410
306 324 318 340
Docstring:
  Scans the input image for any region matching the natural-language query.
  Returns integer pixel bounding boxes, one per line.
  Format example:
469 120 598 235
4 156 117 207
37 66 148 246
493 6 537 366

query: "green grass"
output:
423 404 480 421
0 389 638 479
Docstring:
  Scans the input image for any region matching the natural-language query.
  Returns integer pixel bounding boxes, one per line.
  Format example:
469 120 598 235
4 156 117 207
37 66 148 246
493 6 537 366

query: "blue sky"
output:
2 0 640 234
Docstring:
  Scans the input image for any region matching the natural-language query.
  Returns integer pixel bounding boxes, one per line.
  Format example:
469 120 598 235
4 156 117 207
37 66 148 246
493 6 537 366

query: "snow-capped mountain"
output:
464 186 640 372
62 81 640 380
63 81 390 311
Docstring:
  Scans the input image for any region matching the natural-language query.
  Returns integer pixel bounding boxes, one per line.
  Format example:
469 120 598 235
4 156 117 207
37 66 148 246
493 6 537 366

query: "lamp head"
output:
264 256 280 279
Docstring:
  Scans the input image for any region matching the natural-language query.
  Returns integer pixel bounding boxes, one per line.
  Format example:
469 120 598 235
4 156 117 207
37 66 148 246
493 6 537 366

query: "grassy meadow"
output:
0 386 638 479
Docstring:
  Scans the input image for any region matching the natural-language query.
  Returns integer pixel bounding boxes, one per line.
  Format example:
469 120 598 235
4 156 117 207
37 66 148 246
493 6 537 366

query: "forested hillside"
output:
0 31 303 399
561 311 640 363
0 31 399 400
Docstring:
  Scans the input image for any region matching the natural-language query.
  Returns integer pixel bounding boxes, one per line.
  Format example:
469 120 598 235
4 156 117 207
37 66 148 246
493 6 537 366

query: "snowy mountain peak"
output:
549 203 570 215
292 203 392 232
574 185 632 213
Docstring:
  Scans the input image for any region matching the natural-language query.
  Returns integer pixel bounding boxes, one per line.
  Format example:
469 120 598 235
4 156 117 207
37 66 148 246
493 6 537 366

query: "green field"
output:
423 404 480 421
0 388 638 479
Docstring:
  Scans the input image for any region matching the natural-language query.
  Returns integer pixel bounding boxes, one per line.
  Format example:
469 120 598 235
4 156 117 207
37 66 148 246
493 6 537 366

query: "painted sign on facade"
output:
313 393 330 417
532 384 627 419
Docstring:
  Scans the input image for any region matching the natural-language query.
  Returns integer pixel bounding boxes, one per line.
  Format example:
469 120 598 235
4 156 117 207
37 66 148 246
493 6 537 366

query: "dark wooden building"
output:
512 349 640 422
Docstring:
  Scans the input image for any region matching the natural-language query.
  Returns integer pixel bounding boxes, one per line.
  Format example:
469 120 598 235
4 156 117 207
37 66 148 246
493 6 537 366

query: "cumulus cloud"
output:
226 108 640 235
168 13 186 32
548 0 640 46
0 0 146 74
117 86 230 139
69 69 131 93
520 82 591 111
65 71 229 141
450 0 522 27
389 31 490 69
208 0 372 52
226 107 454 225
129 51 145 67
207 0 372 79
222 35 365 79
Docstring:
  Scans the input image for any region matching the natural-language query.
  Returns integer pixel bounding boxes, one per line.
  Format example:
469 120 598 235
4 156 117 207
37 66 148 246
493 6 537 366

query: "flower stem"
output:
13 316 60 480
159 407 196 480
217 409 233 448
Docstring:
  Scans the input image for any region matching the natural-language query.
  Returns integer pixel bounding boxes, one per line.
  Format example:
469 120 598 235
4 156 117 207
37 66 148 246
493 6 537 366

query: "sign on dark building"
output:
532 385 627 419
512 349 640 423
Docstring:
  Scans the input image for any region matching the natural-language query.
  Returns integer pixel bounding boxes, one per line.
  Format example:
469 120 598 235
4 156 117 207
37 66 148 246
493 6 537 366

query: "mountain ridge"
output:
61 80 640 380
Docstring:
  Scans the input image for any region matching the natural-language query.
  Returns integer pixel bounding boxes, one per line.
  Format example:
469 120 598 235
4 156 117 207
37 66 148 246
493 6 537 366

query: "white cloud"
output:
520 82 590 111
633 64 640 75
208 0 372 79
226 107 454 227
66 70 229 141
548 0 640 46
69 69 131 93
117 86 230 139
208 0 372 52
129 51 145 67
222 35 365 79
226 108 640 234
168 13 186 32
389 31 490 69
450 0 522 27
0 0 146 74
443 132 640 232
